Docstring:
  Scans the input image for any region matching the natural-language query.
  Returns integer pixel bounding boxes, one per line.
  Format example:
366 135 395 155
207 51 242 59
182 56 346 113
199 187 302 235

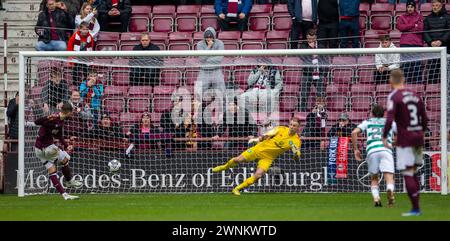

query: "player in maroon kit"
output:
34 102 82 200
382 69 428 216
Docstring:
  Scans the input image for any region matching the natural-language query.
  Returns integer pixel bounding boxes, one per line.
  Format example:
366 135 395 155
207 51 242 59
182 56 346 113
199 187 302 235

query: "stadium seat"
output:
395 4 407 21
153 95 173 113
199 16 219 31
326 95 347 112
176 16 198 32
371 3 394 15
104 85 128 97
152 17 174 32
233 69 252 90
218 31 241 40
241 31 266 49
273 4 288 15
364 29 388 42
95 43 118 51
370 15 392 30
426 84 440 96
153 85 176 95
266 30 289 49
160 70 183 86
359 16 367 31
282 84 300 96
176 4 200 17
359 2 371 17
120 112 142 126
97 32 120 44
331 68 354 84
119 43 138 51
350 96 373 112
184 69 200 86
280 95 299 112
111 71 130 86
348 111 369 123
420 3 432 16
389 29 401 42
405 84 425 94
128 86 153 97
152 5 176 18
168 32 192 50
103 98 125 113
326 84 350 95
282 69 302 85
249 16 270 31
426 97 441 112
351 83 376 94
376 84 392 95
272 15 292 31
129 17 150 32
128 98 151 113
282 57 303 70
131 5 151 17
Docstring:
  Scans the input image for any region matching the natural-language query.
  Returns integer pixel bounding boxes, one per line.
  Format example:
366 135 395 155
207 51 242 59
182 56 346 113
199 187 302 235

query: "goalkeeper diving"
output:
212 117 302 195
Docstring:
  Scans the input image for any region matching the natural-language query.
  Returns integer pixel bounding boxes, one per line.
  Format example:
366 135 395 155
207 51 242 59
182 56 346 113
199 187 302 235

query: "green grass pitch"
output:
0 193 449 220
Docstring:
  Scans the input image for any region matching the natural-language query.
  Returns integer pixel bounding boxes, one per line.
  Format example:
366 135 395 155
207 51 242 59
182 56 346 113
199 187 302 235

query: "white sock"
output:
371 186 380 201
386 183 395 192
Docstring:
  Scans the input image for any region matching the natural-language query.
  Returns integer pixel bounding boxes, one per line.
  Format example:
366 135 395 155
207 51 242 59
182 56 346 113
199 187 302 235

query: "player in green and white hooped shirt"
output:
352 105 397 208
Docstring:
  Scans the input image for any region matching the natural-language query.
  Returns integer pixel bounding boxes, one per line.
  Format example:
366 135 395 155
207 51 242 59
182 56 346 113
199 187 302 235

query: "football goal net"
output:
18 48 448 196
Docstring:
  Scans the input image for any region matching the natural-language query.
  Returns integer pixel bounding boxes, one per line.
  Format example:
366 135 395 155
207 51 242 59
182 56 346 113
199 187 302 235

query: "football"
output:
108 159 121 172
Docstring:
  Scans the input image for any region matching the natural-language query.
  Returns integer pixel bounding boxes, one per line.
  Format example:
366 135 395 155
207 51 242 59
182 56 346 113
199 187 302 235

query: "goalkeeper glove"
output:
248 137 260 145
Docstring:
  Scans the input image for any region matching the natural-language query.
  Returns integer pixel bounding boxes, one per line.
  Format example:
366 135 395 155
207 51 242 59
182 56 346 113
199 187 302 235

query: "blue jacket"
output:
287 0 318 23
339 0 360 17
215 0 253 16
80 81 104 110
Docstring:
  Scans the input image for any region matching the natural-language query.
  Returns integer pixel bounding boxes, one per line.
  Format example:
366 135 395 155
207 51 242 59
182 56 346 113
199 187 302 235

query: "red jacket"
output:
396 11 424 47
67 30 94 51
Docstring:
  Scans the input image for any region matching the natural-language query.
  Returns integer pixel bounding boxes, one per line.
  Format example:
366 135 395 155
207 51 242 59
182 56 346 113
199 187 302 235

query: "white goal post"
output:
18 48 448 196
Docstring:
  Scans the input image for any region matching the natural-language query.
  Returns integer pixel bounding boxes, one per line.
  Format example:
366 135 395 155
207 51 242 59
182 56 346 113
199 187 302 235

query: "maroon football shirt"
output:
383 88 428 147
34 113 68 149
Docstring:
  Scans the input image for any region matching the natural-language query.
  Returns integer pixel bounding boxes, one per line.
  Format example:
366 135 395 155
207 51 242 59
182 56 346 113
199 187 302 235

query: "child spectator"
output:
79 69 104 129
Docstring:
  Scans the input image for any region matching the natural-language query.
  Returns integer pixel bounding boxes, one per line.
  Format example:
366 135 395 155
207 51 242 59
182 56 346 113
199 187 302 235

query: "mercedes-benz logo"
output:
356 161 383 187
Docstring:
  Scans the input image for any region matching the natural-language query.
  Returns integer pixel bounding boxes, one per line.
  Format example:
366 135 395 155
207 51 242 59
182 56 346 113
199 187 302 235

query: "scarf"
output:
227 0 239 17
73 32 93 51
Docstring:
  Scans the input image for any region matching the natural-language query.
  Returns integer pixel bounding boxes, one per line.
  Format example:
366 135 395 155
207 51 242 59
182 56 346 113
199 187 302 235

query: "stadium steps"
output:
0 0 41 153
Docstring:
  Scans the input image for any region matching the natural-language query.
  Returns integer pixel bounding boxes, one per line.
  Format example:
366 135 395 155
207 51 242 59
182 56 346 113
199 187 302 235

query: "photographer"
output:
35 0 74 51
301 98 327 150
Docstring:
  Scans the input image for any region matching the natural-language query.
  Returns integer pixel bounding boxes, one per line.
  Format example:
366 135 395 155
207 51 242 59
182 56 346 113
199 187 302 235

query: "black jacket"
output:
328 123 357 138
35 8 74 43
424 8 450 45
7 98 18 139
98 0 132 15
318 0 339 24
129 43 162 86
89 124 125 139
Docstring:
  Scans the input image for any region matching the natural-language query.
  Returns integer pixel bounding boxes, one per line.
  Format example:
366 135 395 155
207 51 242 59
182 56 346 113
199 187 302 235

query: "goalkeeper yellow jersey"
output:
253 126 301 160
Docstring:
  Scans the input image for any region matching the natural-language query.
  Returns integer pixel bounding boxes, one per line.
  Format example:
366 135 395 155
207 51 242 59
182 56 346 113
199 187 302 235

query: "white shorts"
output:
34 144 70 169
395 146 423 171
367 151 395 175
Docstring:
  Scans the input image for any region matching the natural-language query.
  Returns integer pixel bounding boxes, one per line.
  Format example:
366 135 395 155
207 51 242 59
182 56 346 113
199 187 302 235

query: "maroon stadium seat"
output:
272 15 292 31
199 16 219 31
160 70 183 86
249 16 270 31
348 111 369 123
241 31 266 49
426 97 440 112
282 69 302 85
152 17 173 32
233 69 252 90
95 43 118 51
120 112 142 126
131 5 151 17
331 68 354 84
371 3 394 15
273 4 288 15
97 32 120 43
104 86 128 97
376 84 392 95
168 32 192 50
282 84 300 96
360 16 367 31
370 15 392 30
389 29 401 42
426 84 440 96
326 84 350 95
120 32 141 47
405 84 425 94
359 2 370 17
185 69 200 86
153 95 173 113
128 86 153 97
420 3 432 16
251 4 272 15
103 98 125 113
120 43 138 51
128 98 151 113
152 5 176 18
129 17 150 32
282 57 303 70
350 95 373 112
111 71 130 86
176 5 200 17
351 83 376 94
327 95 347 112
200 5 215 15
266 30 289 49
153 85 176 95
280 95 299 112
176 16 198 32
218 31 241 40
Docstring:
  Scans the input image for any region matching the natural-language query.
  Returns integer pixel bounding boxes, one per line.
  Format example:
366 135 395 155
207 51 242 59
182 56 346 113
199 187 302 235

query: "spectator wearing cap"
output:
126 112 161 151
423 0 450 83
288 0 318 49
195 27 225 102
397 0 424 84
89 113 126 140
215 0 253 32
129 32 162 87
374 35 400 85
240 58 283 115
328 112 357 138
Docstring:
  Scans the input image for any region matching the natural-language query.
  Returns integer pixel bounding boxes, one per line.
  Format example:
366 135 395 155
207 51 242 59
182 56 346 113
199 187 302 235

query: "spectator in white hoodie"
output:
374 35 400 85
